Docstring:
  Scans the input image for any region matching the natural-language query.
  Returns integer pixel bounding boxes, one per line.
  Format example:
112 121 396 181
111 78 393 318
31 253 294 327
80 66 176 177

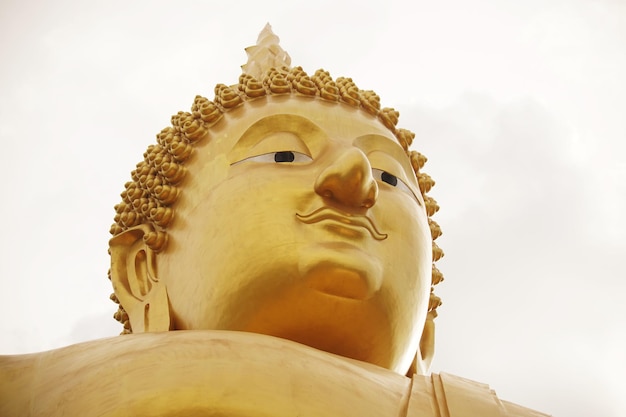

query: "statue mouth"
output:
295 207 388 241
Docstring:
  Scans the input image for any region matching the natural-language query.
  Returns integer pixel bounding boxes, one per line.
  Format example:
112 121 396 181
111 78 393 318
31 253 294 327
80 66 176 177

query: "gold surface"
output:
2 331 412 416
105 23 444 377
111 99 432 374
0 25 548 416
0 331 548 416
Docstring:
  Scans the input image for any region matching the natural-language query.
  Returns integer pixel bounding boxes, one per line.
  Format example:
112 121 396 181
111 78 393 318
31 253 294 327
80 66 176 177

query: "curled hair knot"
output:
431 265 444 285
192 96 222 124
428 292 442 312
397 129 416 151
418 173 435 194
214 84 243 109
409 150 426 172
144 230 168 252
378 107 399 131
428 219 442 240
424 196 440 217
336 77 361 107
432 242 444 262
178 112 208 142
239 74 266 99
360 90 381 116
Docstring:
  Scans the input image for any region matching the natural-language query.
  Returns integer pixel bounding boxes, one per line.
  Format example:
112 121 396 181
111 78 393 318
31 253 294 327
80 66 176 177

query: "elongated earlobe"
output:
109 225 171 333
407 314 436 376
418 313 436 373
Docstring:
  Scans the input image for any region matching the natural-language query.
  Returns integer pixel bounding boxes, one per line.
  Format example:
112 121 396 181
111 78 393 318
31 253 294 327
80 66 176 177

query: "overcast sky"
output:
1 1 624 416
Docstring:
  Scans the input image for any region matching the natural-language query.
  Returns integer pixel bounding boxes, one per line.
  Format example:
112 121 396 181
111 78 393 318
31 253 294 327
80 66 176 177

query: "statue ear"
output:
407 313 436 376
418 313 436 372
109 225 170 333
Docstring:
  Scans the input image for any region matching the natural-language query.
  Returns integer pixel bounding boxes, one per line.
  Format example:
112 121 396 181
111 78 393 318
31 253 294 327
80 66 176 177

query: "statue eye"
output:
239 151 313 164
380 171 398 186
274 151 295 162
372 168 421 206
372 168 400 187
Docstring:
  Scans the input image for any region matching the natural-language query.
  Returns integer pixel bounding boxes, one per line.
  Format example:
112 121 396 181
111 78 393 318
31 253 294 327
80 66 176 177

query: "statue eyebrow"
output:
229 113 326 162
354 134 416 183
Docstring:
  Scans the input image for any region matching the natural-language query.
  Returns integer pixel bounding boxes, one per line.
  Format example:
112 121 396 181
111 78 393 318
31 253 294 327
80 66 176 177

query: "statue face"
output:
157 98 432 373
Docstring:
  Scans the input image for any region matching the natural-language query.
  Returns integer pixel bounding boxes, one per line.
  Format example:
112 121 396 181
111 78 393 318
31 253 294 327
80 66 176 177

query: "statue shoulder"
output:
1 332 549 416
1 331 409 417
408 372 551 417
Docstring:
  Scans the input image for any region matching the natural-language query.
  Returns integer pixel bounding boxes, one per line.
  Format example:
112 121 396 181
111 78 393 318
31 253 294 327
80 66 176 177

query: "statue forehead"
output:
202 97 403 157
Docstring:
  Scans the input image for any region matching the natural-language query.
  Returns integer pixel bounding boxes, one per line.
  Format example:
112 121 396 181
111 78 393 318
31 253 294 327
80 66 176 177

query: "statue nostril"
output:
314 149 378 208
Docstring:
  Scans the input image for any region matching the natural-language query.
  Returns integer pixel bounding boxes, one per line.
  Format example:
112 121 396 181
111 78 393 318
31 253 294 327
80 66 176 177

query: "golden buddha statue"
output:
0 25 548 417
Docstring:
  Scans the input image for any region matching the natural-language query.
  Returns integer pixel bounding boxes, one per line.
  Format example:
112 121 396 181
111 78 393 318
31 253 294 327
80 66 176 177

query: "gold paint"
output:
0 332 548 416
130 100 432 373
0 24 549 417
102 25 445 374
296 207 389 241
111 42 443 344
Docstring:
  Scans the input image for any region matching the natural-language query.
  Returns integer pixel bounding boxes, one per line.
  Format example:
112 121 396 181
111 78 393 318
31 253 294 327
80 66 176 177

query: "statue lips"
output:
295 207 388 241
295 206 386 300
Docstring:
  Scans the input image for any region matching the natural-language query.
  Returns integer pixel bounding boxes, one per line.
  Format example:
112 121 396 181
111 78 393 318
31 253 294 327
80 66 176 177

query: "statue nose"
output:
314 148 378 208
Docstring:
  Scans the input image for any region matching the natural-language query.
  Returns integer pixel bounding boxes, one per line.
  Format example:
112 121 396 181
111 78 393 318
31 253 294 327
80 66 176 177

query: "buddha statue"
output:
0 25 549 417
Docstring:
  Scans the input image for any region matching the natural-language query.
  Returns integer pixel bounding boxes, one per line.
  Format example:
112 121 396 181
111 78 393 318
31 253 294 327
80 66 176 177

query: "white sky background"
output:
1 0 624 415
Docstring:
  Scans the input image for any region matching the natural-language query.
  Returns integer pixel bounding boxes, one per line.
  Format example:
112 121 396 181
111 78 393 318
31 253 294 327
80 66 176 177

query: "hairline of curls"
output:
109 66 444 333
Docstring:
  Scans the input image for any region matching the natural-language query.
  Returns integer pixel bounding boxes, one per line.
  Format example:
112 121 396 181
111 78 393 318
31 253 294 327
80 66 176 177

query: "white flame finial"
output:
241 23 292 80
